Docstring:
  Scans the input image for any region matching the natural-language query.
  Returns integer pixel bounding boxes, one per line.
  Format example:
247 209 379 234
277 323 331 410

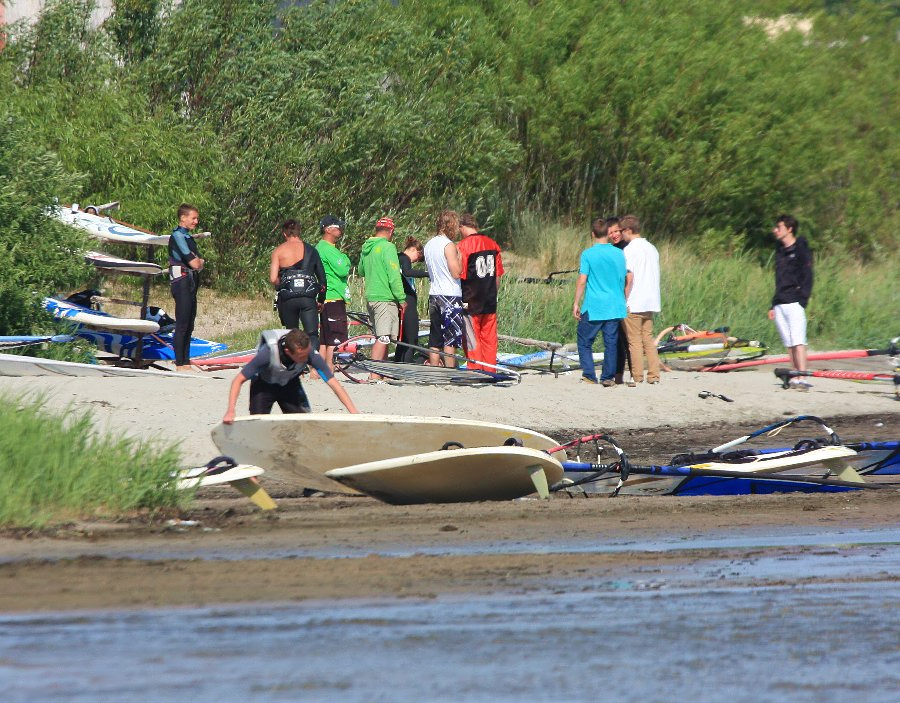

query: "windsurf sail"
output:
702 338 899 372
775 367 899 388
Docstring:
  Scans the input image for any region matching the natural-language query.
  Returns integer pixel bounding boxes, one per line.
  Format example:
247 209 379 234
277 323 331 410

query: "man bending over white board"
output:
223 329 358 424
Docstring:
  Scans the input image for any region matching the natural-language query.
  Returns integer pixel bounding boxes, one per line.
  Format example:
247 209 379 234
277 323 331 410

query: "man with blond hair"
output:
621 215 661 384
424 210 463 367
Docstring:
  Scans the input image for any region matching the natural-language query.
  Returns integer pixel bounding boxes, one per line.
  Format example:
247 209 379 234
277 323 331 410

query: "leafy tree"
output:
0 107 91 334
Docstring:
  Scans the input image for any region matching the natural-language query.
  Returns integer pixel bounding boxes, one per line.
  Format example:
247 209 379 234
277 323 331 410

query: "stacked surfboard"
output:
211 414 565 504
47 205 225 361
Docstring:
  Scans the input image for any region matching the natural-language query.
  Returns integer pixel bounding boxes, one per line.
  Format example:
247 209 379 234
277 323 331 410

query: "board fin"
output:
527 465 551 499
229 477 278 510
829 463 865 484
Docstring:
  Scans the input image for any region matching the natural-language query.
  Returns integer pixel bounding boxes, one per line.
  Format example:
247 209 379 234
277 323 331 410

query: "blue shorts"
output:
428 295 463 348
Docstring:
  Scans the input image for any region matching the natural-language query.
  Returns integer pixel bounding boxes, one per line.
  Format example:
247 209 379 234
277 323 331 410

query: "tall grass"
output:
0 394 187 528
498 218 899 352
141 219 894 357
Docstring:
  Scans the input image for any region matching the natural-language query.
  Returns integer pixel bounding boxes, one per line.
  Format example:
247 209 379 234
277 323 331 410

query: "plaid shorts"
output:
427 295 463 348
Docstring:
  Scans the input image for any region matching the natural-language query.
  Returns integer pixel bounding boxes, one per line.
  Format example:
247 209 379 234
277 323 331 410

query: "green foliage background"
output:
1 0 896 330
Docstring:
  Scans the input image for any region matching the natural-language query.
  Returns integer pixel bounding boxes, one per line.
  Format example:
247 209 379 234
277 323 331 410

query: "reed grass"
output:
0 394 187 528
497 218 899 352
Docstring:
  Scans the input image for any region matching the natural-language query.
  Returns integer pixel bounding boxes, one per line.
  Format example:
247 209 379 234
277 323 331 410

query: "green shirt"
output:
316 239 352 301
359 236 405 303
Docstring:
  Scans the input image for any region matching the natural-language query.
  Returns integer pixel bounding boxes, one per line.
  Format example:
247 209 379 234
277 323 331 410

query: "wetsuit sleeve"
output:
384 246 406 303
399 255 429 279
171 230 197 264
310 247 327 303
240 347 269 380
308 350 334 381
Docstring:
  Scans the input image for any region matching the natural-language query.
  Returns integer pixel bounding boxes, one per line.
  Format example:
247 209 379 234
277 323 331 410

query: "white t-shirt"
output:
424 234 462 297
624 237 661 313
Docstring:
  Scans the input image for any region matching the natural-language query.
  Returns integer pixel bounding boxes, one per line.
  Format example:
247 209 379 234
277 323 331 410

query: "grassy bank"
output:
498 221 898 352
0 395 187 529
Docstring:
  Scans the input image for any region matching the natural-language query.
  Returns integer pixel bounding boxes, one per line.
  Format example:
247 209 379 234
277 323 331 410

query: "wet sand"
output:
1 414 896 613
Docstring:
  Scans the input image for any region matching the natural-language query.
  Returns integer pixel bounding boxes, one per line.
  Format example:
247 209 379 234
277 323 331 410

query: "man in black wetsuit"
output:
222 329 358 424
168 203 204 371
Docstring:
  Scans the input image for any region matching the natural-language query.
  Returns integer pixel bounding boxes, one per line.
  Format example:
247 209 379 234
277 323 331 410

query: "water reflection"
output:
1 546 898 703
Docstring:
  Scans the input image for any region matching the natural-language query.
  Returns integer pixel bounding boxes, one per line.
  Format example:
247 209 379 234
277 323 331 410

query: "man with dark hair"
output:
168 203 204 371
394 236 428 363
270 219 326 350
605 216 632 385
222 328 358 424
572 217 627 386
621 215 662 384
768 214 814 388
316 215 352 373
457 213 505 371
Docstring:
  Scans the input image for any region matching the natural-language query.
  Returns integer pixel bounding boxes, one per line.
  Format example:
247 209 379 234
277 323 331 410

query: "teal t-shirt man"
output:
572 219 627 384
579 243 627 320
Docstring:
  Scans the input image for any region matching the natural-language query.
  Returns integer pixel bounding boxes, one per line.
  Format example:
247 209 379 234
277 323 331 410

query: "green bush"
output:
0 394 186 528
0 0 895 336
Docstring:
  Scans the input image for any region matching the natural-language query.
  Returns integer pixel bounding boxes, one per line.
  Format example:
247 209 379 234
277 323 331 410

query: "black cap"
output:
319 215 345 232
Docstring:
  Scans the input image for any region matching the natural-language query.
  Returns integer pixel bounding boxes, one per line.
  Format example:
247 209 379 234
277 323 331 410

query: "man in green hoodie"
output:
359 217 407 380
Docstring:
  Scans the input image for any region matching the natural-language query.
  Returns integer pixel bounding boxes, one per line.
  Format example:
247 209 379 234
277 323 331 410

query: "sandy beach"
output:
0 358 897 613
0 357 894 463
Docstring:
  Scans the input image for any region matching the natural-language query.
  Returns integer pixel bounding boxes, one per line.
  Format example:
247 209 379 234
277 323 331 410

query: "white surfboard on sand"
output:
55 207 211 246
565 445 861 496
211 414 561 494
44 297 160 334
85 251 163 275
0 353 218 378
325 446 564 504
177 463 276 510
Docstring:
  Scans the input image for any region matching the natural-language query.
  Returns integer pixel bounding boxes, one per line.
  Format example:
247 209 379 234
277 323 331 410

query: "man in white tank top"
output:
423 210 463 367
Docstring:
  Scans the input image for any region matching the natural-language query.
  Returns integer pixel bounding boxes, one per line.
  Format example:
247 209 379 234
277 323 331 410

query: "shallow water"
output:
1 534 898 702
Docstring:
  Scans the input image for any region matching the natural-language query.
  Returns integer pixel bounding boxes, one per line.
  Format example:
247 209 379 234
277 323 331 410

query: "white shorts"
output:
773 302 807 348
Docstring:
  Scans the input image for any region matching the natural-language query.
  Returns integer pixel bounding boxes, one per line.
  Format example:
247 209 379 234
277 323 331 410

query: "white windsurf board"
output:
325 446 564 504
211 414 561 494
56 207 211 246
85 251 163 275
0 353 217 378
564 445 860 496
44 297 160 334
177 464 276 510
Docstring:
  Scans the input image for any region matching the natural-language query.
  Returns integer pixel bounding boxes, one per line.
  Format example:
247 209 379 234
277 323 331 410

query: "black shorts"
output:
319 300 348 347
249 377 311 415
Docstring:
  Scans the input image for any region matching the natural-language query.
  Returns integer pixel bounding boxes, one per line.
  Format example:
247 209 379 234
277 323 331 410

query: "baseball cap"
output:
319 215 345 232
375 217 395 232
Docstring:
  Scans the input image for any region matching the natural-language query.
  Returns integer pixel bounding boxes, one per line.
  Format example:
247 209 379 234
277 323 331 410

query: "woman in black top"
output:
394 237 428 363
